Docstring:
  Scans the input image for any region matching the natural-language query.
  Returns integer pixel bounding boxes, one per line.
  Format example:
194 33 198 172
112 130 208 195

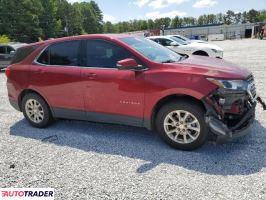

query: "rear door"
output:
31 40 85 119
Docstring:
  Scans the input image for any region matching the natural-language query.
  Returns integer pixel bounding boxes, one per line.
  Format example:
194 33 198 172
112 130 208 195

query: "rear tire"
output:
22 93 53 128
156 100 208 150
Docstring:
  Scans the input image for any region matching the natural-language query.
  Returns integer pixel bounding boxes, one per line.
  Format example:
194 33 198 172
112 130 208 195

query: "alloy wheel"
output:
163 110 201 144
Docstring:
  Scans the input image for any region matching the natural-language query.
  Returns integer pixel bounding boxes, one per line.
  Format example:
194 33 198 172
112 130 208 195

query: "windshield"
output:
170 36 190 45
120 37 183 63
173 35 190 42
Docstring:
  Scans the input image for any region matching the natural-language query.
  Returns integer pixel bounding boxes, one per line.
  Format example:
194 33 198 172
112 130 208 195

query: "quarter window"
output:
85 40 134 68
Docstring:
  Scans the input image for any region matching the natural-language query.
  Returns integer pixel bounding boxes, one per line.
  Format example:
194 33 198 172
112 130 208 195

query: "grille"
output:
247 75 256 99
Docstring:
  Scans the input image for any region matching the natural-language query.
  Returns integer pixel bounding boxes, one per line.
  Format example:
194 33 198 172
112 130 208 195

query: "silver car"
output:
0 43 26 69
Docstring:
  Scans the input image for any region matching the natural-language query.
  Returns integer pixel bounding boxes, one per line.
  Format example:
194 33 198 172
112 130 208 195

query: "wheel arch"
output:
192 50 209 56
18 89 53 115
147 94 206 131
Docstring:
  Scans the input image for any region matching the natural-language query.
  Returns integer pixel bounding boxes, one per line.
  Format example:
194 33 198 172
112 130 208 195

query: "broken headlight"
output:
207 78 247 90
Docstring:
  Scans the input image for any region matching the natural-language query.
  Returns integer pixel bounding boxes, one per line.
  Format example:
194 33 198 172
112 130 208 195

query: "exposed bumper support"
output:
205 102 256 143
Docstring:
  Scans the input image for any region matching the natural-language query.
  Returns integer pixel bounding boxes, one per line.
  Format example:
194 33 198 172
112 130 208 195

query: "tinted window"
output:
37 49 49 65
0 46 6 54
11 45 38 64
49 41 80 66
86 40 133 68
156 39 173 46
171 36 189 45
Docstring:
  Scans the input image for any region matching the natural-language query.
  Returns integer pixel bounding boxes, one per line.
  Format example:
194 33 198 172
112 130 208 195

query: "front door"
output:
81 39 145 126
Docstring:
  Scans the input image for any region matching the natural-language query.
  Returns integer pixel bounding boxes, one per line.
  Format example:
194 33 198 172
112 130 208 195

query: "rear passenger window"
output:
85 40 134 68
11 45 39 64
37 41 80 66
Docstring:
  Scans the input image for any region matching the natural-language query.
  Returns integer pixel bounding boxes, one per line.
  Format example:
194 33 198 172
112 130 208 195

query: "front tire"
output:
156 100 208 150
22 93 53 128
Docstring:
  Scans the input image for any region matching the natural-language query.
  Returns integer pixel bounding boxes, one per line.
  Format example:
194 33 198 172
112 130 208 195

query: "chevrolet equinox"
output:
6 34 263 150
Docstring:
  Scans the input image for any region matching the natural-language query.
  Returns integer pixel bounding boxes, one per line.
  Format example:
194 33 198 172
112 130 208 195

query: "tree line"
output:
0 0 265 42
106 9 266 33
0 0 103 42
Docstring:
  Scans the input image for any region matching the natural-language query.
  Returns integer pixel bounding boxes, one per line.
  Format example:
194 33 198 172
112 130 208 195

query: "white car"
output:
172 35 207 44
147 35 223 58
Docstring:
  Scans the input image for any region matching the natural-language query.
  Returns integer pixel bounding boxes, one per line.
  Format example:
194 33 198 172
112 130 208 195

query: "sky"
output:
67 0 266 23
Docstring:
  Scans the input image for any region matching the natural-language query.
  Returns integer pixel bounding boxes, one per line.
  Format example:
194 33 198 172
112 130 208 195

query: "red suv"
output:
6 34 259 150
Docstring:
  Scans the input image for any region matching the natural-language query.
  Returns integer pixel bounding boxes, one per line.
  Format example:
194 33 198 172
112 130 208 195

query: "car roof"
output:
28 34 134 47
147 35 173 39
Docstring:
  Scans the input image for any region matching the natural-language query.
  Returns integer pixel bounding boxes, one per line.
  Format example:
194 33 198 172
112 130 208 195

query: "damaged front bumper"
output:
205 102 256 143
203 81 265 143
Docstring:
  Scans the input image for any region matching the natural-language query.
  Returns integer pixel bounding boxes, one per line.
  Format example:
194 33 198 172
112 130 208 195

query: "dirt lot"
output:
0 39 266 200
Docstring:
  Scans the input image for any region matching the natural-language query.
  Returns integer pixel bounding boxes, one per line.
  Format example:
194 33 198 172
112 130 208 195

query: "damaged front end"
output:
203 75 265 143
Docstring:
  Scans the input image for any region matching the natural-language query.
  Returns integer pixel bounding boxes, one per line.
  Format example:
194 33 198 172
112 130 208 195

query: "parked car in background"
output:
172 34 207 43
0 43 26 69
148 35 223 58
6 35 261 150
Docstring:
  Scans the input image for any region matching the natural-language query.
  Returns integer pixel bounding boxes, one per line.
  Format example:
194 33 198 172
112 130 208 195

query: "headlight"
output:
207 78 247 90
211 49 218 53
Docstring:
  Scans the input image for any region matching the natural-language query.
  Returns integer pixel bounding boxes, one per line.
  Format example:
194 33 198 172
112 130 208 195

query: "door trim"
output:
52 107 143 127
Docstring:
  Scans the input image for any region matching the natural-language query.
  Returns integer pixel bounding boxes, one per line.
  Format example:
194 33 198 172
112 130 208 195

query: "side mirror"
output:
10 51 15 55
117 58 147 71
170 42 179 46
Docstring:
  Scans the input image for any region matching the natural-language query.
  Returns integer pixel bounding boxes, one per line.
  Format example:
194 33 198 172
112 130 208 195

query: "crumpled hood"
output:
168 55 251 79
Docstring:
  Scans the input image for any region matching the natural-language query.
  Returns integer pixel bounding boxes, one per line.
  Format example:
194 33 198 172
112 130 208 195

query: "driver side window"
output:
85 39 135 69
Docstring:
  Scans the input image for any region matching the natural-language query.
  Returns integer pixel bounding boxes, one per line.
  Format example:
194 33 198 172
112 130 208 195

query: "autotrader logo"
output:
0 188 54 200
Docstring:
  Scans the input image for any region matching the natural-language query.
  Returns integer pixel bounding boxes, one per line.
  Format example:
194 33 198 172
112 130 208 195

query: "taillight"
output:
5 68 11 78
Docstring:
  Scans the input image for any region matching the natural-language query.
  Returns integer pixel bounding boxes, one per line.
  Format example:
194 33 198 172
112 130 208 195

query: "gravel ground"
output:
0 39 266 200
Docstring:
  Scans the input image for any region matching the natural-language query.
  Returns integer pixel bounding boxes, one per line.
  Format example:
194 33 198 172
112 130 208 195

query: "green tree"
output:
241 11 248 23
247 9 259 23
198 15 208 25
57 0 83 36
0 0 43 42
216 13 224 24
103 21 115 33
90 0 104 33
78 2 98 34
147 19 155 29
39 0 62 39
224 10 235 24
257 10 266 22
